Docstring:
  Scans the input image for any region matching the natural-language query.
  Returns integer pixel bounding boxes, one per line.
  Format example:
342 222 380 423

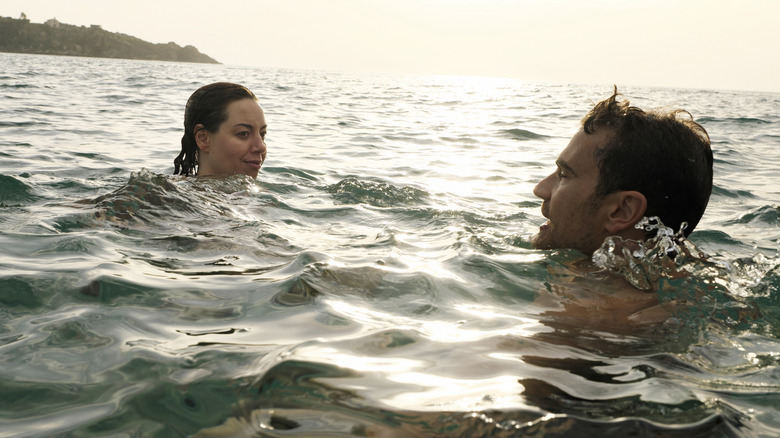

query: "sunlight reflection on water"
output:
1 53 779 436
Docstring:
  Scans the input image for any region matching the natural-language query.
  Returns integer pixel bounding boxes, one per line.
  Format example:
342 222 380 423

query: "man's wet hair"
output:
174 82 258 176
582 86 713 237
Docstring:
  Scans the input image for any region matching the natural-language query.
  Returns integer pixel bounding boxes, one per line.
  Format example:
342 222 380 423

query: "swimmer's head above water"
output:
532 87 713 255
174 82 267 178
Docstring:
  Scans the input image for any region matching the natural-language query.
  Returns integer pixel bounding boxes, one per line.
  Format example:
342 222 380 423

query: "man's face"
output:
531 128 613 255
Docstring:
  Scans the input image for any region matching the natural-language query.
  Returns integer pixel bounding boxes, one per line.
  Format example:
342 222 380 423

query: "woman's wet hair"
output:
582 86 713 237
173 82 258 176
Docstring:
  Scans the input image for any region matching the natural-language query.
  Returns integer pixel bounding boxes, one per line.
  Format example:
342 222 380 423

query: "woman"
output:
174 82 267 178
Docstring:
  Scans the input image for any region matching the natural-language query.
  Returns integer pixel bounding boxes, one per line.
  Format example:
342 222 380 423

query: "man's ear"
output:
604 190 647 234
194 125 210 152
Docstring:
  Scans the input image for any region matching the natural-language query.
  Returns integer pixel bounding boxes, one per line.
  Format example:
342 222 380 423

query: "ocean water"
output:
1 52 779 437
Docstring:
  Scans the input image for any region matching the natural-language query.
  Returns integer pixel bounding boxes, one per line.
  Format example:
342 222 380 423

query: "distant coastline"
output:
0 15 219 64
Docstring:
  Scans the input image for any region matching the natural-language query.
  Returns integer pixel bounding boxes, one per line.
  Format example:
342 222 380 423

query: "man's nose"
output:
533 173 553 200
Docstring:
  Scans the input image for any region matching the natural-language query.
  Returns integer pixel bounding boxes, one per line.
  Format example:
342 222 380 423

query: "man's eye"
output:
556 169 566 178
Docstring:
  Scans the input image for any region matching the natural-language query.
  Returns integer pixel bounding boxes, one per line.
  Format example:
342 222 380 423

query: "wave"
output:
0 83 36 89
711 184 756 199
326 177 429 207
0 173 41 206
699 116 772 125
499 128 550 141
0 120 46 128
42 170 265 235
724 204 780 226
0 275 57 312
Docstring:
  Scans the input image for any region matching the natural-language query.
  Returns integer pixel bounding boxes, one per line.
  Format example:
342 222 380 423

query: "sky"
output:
2 0 779 93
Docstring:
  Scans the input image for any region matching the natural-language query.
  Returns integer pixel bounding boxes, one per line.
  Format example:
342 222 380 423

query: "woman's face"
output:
195 98 267 178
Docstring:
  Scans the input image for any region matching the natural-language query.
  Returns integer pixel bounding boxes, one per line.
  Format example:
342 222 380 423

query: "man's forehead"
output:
556 129 608 173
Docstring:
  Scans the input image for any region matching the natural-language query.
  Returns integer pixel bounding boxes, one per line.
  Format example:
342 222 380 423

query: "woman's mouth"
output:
244 160 262 170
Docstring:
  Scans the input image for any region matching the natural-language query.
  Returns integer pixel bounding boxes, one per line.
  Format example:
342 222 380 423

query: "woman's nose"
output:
254 135 267 154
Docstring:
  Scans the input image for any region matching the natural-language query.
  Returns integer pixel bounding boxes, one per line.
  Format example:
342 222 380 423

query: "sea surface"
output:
1 52 779 437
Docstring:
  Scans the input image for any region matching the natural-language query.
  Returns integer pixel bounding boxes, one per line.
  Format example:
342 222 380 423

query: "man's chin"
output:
531 233 548 250
532 222 552 249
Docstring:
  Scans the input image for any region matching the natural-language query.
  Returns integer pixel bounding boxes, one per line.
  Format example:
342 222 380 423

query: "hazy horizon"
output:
3 0 779 93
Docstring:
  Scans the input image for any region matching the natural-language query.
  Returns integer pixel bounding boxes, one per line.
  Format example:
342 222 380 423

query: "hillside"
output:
0 16 219 64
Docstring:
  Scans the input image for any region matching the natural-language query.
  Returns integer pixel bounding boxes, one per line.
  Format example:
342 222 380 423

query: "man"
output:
532 87 713 256
528 88 714 329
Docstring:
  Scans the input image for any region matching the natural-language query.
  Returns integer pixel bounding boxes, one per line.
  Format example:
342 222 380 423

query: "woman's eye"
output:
237 131 250 138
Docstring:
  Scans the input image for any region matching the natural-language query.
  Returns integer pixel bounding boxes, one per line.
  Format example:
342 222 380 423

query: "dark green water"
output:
1 53 779 437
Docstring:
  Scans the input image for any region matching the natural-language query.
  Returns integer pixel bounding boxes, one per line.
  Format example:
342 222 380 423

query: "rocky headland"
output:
0 15 219 64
